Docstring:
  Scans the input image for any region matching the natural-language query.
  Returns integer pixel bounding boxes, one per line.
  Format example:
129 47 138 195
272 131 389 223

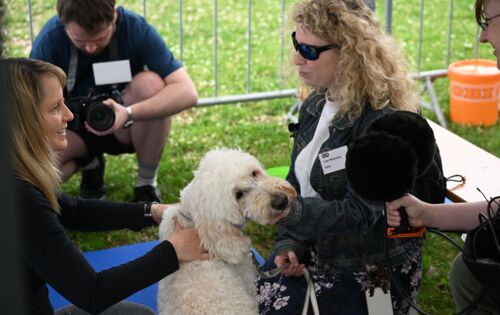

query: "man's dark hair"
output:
57 0 115 33
475 0 485 25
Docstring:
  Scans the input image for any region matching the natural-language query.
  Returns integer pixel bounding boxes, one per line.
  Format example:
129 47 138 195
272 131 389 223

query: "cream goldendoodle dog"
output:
157 148 296 315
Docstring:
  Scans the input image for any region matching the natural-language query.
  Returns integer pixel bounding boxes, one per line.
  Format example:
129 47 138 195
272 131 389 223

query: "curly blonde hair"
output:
292 0 418 122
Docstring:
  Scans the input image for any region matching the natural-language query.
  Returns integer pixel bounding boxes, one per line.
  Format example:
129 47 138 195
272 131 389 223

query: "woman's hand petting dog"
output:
274 250 304 277
168 216 209 262
151 203 179 224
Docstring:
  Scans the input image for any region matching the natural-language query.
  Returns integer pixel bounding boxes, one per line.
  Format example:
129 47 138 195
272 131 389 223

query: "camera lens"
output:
65 97 86 131
86 101 116 131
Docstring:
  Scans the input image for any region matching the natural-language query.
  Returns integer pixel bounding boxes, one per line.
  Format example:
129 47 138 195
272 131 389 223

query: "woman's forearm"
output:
427 201 491 231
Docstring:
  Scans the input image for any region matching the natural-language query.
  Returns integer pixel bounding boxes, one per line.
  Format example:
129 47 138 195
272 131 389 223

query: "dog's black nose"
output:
271 192 288 211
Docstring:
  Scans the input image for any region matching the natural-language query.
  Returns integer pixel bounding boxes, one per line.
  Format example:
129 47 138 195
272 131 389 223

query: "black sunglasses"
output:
478 12 500 31
291 31 339 61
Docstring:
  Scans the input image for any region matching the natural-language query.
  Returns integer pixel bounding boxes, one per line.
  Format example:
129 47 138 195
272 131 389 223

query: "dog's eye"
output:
252 170 258 177
235 190 245 200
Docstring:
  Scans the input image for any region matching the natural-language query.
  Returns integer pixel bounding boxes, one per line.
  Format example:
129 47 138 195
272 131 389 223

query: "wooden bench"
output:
428 119 500 202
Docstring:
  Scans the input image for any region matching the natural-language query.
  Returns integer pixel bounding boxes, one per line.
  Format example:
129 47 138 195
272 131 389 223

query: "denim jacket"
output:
277 92 446 274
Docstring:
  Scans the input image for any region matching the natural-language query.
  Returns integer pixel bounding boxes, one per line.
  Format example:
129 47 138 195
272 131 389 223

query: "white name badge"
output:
366 288 394 315
92 60 132 86
318 145 347 175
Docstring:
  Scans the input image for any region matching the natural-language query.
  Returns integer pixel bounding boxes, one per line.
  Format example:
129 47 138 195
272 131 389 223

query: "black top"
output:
17 178 179 314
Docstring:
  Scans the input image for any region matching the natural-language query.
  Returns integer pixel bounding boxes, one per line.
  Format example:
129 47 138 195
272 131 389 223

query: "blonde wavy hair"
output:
4 58 66 212
292 0 418 122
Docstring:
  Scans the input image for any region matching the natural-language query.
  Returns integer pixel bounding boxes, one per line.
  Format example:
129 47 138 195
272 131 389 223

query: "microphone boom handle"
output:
394 207 411 233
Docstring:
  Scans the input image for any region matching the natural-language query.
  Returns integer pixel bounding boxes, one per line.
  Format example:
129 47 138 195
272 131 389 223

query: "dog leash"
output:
250 252 320 314
301 268 320 315
251 251 291 279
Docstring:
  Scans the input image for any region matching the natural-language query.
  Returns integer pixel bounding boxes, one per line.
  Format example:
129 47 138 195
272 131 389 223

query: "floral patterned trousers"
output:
256 249 422 315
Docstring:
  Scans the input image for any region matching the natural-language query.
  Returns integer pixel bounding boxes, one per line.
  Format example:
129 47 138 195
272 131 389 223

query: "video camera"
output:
66 89 123 132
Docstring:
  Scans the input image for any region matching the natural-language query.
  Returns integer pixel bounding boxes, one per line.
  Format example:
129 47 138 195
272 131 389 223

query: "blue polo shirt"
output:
30 6 182 97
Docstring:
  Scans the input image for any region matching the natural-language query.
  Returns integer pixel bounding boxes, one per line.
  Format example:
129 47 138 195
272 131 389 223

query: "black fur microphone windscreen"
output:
346 111 436 202
346 130 418 201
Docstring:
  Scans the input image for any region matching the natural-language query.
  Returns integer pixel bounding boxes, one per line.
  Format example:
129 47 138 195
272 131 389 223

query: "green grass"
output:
3 0 500 313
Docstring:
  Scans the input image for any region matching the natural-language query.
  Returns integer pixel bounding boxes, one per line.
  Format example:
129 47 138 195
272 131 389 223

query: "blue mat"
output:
48 240 266 312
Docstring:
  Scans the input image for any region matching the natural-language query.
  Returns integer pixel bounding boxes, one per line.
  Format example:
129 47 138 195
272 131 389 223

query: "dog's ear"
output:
180 176 250 264
181 167 244 223
196 219 251 265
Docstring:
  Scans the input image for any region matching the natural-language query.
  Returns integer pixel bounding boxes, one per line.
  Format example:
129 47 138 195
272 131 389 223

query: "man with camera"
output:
30 0 198 203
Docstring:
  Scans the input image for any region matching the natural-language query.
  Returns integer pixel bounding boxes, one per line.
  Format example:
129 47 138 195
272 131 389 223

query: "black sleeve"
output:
279 186 384 239
57 192 155 231
21 183 179 313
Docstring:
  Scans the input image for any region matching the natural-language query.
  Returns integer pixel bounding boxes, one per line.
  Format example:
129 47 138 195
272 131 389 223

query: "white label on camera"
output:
366 288 394 315
318 146 347 175
93 60 132 85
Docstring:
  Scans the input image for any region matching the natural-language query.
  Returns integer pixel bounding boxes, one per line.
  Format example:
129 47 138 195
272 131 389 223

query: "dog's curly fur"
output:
157 148 296 315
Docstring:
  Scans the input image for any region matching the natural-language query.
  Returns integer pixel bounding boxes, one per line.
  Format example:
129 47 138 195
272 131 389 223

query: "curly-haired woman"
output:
256 0 445 314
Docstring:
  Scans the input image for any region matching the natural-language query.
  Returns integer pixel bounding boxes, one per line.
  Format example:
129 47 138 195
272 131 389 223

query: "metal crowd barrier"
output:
23 0 482 128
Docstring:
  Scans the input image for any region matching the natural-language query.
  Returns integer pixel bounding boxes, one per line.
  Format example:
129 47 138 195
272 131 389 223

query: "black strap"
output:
66 43 78 94
108 32 119 61
66 33 120 95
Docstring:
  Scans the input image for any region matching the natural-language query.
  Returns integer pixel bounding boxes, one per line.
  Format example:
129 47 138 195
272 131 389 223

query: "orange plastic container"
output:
448 59 500 126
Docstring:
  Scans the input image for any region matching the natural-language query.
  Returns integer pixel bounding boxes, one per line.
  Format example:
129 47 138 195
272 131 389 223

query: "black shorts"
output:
73 128 135 167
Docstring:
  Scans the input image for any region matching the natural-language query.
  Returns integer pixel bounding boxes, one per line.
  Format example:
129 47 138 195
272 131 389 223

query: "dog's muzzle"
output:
271 192 289 211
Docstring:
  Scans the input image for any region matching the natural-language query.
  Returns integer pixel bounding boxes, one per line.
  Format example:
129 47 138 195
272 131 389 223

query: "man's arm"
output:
127 68 198 121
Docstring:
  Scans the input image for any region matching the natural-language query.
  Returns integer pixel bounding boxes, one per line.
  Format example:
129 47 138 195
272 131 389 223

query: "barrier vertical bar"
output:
27 0 33 45
384 0 392 34
247 0 251 93
280 0 286 89
179 0 184 62
446 0 453 67
214 0 218 97
474 27 480 59
142 0 147 20
417 0 424 73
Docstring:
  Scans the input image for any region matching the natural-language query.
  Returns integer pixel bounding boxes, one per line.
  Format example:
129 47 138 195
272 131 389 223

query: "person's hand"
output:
274 251 304 277
386 194 427 227
85 98 128 136
151 203 177 224
168 216 209 263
